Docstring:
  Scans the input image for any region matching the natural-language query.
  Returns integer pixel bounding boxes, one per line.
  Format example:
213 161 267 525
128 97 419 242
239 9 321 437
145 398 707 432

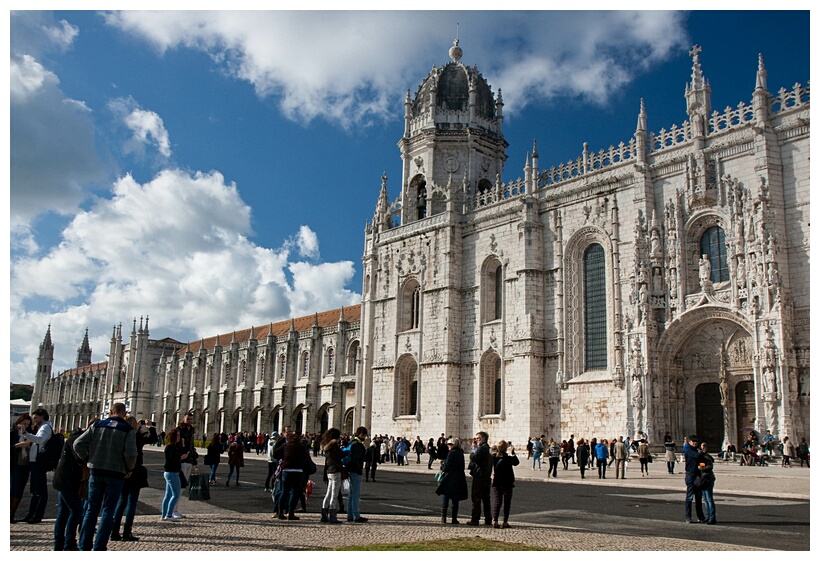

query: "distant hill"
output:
10 384 33 401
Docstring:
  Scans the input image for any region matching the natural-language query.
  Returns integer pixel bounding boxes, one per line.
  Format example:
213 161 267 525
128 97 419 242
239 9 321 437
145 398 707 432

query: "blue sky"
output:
5 9 811 384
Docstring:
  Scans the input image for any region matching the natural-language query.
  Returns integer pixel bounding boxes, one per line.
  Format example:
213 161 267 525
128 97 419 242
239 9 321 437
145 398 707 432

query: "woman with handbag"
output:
435 438 468 524
111 417 157 541
320 428 344 523
226 439 244 486
52 420 93 550
161 428 189 521
637 439 651 477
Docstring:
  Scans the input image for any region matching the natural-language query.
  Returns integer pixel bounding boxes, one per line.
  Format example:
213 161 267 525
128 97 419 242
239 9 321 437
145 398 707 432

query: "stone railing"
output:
708 100 754 134
770 81 810 113
466 178 527 211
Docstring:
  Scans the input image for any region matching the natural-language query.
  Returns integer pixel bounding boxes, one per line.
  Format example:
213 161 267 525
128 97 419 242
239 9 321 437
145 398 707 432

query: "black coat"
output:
435 447 468 501
123 426 157 491
491 452 519 488
53 429 85 493
576 443 590 466
204 439 222 466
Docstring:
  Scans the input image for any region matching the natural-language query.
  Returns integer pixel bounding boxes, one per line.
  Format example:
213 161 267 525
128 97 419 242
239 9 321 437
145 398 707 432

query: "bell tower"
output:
397 39 508 224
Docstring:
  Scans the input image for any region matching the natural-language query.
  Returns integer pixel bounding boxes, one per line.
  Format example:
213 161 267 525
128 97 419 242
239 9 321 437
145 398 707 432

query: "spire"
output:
290 317 296 333
42 323 53 350
138 315 144 334
131 317 137 335
313 312 319 327
250 326 256 340
339 306 346 322
144 315 149 335
755 53 767 90
76 327 92 367
688 44 706 91
374 172 390 231
636 98 647 132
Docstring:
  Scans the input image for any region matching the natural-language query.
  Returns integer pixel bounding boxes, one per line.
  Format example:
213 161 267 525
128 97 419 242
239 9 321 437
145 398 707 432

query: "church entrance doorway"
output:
695 382 724 452
735 380 755 446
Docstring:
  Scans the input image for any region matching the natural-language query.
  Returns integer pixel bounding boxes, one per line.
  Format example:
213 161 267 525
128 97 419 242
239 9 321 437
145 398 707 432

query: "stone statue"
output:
699 254 711 284
763 366 777 395
650 229 662 257
632 375 643 406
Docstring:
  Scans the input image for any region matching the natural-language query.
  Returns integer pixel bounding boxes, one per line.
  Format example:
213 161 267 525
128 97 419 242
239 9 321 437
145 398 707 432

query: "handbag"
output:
434 471 446 483
188 473 210 500
341 478 350 496
303 454 317 476
647 455 654 463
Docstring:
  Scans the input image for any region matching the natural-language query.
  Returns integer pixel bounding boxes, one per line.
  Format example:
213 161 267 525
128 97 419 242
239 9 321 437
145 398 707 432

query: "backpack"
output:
340 443 352 467
37 429 64 472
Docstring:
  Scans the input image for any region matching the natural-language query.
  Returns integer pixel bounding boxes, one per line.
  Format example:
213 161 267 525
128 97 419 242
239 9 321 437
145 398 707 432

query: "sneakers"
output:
161 516 180 522
171 512 185 519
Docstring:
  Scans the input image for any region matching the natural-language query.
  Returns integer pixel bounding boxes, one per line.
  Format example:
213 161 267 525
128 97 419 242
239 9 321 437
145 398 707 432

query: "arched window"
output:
482 258 504 322
279 354 286 380
401 279 421 331
347 341 360 376
417 184 427 219
700 226 729 282
584 244 607 370
326 348 334 376
395 355 419 417
301 352 309 379
480 351 502 415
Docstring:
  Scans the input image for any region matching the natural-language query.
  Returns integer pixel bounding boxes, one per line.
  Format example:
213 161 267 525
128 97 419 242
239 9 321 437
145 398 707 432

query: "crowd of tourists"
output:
10 409 811 549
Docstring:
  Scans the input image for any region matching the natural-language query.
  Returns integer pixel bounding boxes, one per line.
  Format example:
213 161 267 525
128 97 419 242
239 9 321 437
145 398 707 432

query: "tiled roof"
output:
177 305 362 356
57 361 108 379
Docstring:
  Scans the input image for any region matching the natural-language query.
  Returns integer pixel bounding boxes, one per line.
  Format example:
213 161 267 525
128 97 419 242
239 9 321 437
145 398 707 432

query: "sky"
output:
4 8 811 385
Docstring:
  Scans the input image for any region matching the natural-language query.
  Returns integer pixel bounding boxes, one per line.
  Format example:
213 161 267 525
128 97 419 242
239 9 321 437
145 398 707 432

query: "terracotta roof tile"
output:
179 305 361 356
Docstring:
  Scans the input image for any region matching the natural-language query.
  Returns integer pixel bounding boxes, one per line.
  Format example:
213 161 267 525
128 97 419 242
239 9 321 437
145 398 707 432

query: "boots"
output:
328 509 341 524
440 508 448 524
122 524 139 542
320 508 329 522
451 505 460 524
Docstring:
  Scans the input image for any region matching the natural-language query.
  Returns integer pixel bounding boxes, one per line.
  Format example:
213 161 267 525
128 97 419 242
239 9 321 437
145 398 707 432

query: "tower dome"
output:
410 41 497 124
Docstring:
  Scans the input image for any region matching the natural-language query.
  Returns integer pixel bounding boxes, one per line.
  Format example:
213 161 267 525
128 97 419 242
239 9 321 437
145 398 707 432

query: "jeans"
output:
548 457 559 477
112 486 140 531
79 471 126 551
701 481 716 523
161 472 181 518
27 462 49 520
281 470 303 514
323 472 341 510
209 463 219 482
272 477 283 514
597 458 608 478
684 478 705 521
440 494 459 518
54 490 84 550
428 454 436 469
532 452 542 469
347 472 363 520
227 465 240 483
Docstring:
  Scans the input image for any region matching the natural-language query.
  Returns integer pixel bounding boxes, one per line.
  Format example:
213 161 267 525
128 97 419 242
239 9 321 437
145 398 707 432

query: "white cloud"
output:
43 19 80 51
109 97 172 159
103 11 689 126
9 168 360 383
9 53 109 231
295 225 320 259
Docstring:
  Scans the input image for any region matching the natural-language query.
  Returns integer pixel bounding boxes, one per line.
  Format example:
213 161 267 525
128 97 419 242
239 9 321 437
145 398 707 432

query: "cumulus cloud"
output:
109 97 172 159
11 12 80 58
103 11 689 126
9 169 360 383
9 53 110 230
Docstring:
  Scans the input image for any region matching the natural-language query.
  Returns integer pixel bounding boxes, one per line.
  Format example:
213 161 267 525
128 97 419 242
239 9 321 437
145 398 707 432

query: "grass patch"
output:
338 537 540 551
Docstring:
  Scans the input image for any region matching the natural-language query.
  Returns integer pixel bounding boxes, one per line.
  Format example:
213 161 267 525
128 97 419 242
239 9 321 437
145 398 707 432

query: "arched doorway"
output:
735 381 755 446
319 407 329 435
695 383 724 451
343 408 354 435
293 407 304 435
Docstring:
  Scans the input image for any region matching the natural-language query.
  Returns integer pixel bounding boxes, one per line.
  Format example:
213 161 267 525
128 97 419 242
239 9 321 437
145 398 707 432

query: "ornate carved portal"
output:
666 318 754 449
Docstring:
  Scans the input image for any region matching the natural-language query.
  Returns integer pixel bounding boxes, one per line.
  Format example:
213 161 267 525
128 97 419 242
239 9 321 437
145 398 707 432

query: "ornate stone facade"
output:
356 43 810 448
33 42 810 449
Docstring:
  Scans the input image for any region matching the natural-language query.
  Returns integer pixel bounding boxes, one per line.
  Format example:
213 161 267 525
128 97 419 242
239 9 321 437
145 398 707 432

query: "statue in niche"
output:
699 255 711 284
736 258 747 288
632 374 643 408
763 366 777 395
650 229 662 257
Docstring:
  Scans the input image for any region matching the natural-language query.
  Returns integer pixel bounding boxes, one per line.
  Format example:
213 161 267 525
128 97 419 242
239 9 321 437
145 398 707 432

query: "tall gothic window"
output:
395 355 419 416
482 259 503 322
584 243 607 370
700 226 729 282
347 341 360 376
279 354 286 380
301 352 309 379
480 351 502 416
326 348 334 376
402 279 421 331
